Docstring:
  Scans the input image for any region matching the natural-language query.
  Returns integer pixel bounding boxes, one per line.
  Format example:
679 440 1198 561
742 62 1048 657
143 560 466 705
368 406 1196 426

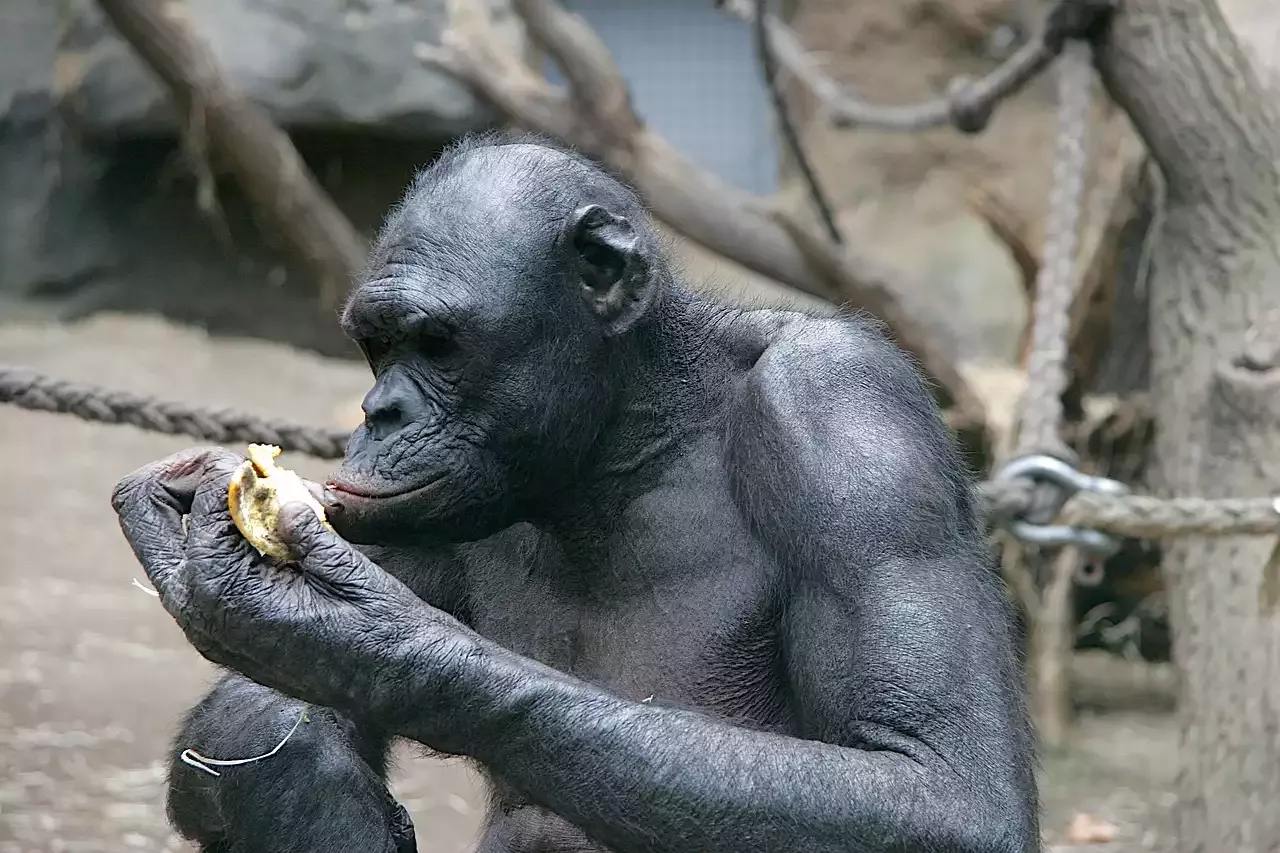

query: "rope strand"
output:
0 366 349 459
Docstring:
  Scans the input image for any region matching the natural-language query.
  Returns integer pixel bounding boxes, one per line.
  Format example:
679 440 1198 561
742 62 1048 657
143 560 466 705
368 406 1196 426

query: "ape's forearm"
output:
395 633 1022 853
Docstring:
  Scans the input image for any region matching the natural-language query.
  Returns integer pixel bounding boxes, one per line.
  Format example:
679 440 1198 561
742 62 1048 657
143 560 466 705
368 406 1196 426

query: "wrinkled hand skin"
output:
110 446 461 728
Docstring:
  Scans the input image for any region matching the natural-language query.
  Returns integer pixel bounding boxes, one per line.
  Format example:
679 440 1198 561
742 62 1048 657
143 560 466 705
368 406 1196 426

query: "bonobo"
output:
111 132 1038 853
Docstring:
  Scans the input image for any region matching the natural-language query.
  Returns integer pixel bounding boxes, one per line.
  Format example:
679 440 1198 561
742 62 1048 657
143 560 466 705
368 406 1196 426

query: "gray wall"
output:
548 0 780 195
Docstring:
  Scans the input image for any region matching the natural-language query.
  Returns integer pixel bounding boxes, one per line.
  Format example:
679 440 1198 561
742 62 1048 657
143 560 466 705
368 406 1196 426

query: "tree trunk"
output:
1096 2 1280 849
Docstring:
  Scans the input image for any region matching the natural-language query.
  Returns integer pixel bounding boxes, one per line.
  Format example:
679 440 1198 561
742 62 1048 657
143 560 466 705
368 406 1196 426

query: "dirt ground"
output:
0 313 1179 852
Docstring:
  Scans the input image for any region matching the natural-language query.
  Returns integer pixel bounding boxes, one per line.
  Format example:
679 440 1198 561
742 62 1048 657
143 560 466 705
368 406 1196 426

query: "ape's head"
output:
323 133 669 544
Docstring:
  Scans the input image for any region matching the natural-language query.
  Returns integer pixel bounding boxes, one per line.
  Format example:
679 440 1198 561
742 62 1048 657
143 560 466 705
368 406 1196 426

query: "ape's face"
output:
322 143 658 545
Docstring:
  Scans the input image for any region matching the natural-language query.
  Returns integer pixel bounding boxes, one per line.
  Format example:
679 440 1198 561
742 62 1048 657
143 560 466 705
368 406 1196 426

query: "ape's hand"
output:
110 447 460 723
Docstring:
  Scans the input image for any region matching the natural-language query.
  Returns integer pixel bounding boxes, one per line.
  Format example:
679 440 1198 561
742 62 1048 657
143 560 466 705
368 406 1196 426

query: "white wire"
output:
131 578 309 778
132 577 160 597
180 708 310 777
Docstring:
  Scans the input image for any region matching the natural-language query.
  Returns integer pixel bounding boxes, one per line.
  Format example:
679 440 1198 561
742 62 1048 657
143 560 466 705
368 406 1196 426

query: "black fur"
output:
144 131 1039 852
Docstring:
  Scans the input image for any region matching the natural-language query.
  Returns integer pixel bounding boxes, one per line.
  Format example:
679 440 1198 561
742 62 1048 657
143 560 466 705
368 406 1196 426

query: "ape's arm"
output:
410 574 1033 853
387 323 1038 853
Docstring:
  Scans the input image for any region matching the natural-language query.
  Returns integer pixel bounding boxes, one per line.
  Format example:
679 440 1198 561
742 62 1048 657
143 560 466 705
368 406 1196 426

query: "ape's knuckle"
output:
367 587 407 613
208 526 247 554
311 541 347 568
193 446 241 469
186 630 223 662
186 542 225 565
108 476 139 513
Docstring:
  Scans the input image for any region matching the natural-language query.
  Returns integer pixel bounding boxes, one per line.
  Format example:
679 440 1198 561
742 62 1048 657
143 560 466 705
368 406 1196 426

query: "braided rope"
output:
1058 492 1280 540
1013 40 1093 461
975 480 1280 539
3 364 1277 539
0 366 350 460
978 477 1037 521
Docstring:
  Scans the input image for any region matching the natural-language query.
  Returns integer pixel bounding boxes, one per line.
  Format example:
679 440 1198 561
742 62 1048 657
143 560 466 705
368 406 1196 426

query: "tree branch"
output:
751 0 843 244
95 0 368 303
717 0 1112 134
420 0 987 438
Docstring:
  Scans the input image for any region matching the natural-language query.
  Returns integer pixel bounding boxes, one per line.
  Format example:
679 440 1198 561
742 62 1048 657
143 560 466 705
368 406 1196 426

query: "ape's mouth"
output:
323 471 448 504
320 471 452 543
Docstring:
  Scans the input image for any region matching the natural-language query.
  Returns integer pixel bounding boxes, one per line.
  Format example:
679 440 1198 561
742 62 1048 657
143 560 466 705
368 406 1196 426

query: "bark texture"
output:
95 0 369 304
1097 1 1280 849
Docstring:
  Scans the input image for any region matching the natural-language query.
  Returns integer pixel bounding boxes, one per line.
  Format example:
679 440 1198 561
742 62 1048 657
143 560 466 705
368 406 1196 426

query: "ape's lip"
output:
324 471 447 503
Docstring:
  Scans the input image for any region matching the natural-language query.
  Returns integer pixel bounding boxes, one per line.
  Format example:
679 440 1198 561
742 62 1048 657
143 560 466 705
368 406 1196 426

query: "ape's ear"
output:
570 204 655 335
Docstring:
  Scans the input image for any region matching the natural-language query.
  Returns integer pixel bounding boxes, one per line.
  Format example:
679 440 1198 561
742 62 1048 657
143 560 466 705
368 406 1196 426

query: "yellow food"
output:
227 444 331 559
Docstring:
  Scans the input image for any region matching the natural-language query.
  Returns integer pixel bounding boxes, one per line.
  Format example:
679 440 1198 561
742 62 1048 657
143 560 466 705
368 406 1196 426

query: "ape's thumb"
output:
276 502 372 587
276 501 334 558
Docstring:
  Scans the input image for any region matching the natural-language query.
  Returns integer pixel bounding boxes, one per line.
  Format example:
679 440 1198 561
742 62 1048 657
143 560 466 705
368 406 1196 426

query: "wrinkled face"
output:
321 143 659 545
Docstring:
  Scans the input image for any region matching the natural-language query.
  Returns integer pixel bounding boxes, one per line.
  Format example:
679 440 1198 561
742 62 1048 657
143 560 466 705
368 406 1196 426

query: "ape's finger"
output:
276 502 378 590
182 452 267 605
184 450 257 564
110 447 222 591
189 448 251 522
110 447 224 517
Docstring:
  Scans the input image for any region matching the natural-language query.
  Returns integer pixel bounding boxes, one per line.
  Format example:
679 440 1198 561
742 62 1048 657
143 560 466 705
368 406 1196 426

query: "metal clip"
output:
993 454 1130 557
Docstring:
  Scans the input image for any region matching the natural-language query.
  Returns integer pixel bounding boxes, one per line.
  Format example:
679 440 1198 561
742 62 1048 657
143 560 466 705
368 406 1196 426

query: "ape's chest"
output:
470 573 790 732
464 479 791 727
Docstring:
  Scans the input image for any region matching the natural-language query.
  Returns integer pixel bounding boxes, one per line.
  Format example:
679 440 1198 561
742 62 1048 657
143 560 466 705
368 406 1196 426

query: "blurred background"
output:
2 0 1277 851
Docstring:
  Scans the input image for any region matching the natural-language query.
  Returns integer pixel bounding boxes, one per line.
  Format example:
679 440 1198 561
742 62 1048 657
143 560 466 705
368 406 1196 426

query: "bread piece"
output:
227 444 330 559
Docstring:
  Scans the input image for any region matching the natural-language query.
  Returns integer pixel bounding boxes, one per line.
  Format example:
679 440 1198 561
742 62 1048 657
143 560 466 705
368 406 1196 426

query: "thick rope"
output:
1013 39 1093 462
0 366 349 459
975 481 1280 540
3 364 1278 539
1058 492 1280 540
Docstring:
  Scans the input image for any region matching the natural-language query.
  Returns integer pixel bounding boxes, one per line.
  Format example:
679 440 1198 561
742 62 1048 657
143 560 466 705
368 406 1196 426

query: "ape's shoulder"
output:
724 313 976 543
744 313 947 440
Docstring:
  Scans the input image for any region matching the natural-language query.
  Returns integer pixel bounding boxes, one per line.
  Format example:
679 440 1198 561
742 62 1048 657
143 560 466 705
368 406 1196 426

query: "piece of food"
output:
227 444 331 559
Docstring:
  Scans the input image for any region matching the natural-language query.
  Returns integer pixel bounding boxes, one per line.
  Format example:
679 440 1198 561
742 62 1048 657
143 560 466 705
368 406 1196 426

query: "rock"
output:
0 94 117 310
54 0 527 139
0 3 117 310
0 1 525 350
0 127 453 357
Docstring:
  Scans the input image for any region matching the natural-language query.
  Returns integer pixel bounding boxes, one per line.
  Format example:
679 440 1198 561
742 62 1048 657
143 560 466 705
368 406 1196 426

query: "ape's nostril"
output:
366 403 404 424
364 404 408 440
360 376 417 441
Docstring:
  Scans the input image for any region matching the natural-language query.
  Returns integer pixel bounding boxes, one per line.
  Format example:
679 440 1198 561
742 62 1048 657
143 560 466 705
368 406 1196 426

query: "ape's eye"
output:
358 337 391 370
418 327 458 360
